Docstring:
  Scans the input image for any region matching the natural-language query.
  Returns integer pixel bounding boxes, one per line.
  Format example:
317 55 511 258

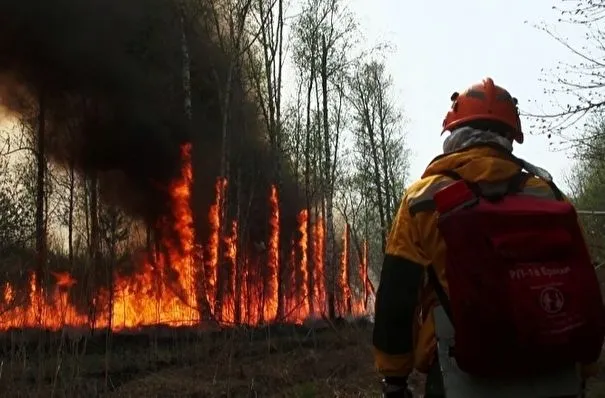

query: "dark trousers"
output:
425 357 445 398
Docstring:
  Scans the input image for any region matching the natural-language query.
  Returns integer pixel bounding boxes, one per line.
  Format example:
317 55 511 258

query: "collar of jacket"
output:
422 143 520 180
443 126 513 154
423 129 553 182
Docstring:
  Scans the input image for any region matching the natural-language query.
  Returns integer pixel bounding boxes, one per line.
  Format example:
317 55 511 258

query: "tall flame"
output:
221 221 237 323
352 239 368 316
265 185 279 322
0 144 374 331
206 177 227 316
284 238 297 322
312 216 325 316
337 224 351 317
297 210 310 320
240 256 250 324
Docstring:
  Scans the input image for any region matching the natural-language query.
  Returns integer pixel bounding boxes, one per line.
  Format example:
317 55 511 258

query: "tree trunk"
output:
180 7 192 121
89 173 100 330
68 159 75 268
234 166 243 324
104 210 116 392
34 90 47 392
35 92 46 293
253 0 286 321
303 24 317 208
375 68 393 223
320 35 339 319
364 108 387 251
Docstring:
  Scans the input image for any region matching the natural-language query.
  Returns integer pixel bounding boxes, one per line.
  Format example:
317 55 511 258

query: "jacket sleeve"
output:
373 194 430 378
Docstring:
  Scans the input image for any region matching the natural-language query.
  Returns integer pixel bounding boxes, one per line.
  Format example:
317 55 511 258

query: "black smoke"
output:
0 0 302 248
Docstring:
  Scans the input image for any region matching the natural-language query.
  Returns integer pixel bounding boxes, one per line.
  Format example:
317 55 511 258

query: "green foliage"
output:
531 2 605 141
346 60 409 252
292 0 357 79
568 116 605 263
349 60 409 197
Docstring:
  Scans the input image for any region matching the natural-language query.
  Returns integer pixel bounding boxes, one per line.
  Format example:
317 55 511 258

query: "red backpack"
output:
429 170 605 378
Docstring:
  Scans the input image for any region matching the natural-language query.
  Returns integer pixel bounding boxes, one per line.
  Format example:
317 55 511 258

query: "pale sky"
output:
346 0 586 193
0 0 587 196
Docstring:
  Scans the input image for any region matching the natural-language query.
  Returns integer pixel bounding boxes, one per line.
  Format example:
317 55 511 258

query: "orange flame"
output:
247 256 262 325
312 216 325 317
51 271 77 289
352 239 369 316
265 185 279 322
221 221 237 323
240 256 250 324
284 238 297 322
297 210 310 320
206 177 227 316
338 224 351 317
0 144 374 331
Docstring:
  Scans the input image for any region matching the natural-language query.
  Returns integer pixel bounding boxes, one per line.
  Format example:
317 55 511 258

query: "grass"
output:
586 350 605 398
106 322 379 398
0 321 379 397
109 336 377 397
2 317 605 397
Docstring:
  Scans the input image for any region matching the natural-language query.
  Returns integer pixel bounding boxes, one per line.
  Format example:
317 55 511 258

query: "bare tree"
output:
87 172 100 328
347 60 409 254
246 0 287 320
98 201 130 390
291 0 358 318
204 0 255 180
0 154 35 255
35 93 47 294
248 0 286 179
564 115 605 262
529 1 605 154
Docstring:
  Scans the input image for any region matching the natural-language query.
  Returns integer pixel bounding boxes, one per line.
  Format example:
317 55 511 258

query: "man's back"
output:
374 141 571 374
373 77 603 398
374 137 601 397
403 144 564 300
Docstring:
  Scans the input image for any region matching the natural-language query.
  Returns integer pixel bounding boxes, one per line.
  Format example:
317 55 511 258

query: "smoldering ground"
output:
0 0 301 249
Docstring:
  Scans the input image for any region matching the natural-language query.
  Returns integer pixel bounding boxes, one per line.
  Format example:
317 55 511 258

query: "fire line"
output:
0 144 373 331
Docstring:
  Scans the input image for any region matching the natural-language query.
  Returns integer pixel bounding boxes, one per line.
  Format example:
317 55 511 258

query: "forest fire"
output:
0 144 374 332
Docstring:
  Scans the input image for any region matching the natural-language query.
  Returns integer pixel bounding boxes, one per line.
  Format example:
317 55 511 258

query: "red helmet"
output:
441 78 523 144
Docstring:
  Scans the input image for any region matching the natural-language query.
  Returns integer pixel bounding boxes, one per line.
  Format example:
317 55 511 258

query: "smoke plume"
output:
0 0 302 245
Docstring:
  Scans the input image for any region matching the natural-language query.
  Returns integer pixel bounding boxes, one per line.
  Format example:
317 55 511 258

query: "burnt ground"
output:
0 319 378 398
2 269 605 398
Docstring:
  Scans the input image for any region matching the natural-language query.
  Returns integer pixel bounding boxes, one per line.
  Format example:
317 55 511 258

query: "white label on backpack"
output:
539 287 565 314
509 264 571 280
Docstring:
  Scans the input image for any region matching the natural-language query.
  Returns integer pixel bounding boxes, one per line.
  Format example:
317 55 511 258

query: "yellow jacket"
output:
372 145 598 378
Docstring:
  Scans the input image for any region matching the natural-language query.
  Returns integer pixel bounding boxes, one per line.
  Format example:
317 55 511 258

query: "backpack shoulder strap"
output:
545 179 565 201
440 169 530 201
507 153 565 202
427 265 453 322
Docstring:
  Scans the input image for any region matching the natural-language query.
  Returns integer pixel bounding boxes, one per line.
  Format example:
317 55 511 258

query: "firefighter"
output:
372 78 601 398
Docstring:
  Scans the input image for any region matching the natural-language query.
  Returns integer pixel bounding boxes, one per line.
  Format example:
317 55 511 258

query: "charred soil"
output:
0 319 377 397
5 267 605 398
